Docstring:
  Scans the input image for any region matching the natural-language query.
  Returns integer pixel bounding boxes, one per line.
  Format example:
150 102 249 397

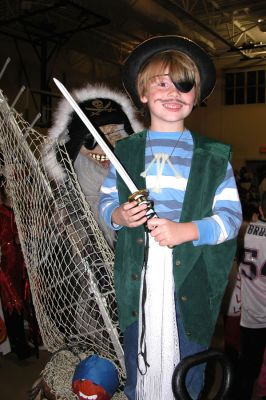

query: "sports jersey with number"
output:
239 219 266 328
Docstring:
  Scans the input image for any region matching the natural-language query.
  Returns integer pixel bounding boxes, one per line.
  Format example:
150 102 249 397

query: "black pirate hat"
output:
122 35 216 109
48 84 143 163
43 84 143 180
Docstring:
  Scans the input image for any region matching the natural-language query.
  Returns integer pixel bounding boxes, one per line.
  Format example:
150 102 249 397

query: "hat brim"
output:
122 35 216 109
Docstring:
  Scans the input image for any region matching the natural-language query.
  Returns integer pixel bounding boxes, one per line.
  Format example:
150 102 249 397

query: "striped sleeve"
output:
193 162 242 246
99 163 121 230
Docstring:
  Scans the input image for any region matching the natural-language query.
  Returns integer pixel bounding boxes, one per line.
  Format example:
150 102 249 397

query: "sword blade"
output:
53 78 138 194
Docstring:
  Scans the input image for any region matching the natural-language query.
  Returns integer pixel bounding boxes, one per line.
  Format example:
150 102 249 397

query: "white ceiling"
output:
1 0 266 66
1 1 266 126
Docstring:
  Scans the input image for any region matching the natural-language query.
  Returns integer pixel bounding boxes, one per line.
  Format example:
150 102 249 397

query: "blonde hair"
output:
137 50 201 105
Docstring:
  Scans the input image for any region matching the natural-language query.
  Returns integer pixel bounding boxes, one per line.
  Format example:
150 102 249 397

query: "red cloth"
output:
72 380 110 400
0 204 26 314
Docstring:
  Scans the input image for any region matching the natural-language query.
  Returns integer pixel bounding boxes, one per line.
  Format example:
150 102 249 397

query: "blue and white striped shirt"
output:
99 129 242 246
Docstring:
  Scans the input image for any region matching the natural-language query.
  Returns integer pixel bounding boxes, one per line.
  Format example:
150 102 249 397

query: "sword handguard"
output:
128 189 156 221
129 190 175 249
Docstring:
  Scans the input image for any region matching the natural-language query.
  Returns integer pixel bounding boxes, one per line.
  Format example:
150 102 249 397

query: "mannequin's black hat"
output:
47 84 143 164
65 97 135 162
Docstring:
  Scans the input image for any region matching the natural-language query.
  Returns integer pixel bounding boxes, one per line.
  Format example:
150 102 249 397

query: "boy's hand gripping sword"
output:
53 78 155 219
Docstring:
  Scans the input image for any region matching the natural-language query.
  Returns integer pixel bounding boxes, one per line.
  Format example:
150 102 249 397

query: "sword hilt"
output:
128 189 156 221
128 189 174 249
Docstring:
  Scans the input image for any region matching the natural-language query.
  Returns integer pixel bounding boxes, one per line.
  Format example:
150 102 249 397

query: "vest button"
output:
186 331 192 336
132 310 138 317
181 296 188 302
175 260 181 267
131 273 139 280
136 237 144 244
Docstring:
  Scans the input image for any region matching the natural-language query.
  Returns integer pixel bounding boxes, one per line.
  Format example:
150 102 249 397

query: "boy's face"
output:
140 69 196 131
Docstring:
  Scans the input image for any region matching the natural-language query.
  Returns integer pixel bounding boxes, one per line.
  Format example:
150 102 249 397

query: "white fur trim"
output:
48 83 143 142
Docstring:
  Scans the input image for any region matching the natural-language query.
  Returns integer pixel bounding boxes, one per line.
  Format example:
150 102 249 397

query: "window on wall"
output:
225 70 266 105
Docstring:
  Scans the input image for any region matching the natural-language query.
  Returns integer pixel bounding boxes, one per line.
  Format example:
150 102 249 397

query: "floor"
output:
0 331 262 400
0 349 51 400
0 349 262 400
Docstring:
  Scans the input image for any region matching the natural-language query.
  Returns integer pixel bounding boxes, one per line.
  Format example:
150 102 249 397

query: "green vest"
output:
114 130 237 346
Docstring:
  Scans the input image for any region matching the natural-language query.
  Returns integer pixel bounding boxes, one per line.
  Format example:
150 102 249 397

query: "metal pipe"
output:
0 57 11 81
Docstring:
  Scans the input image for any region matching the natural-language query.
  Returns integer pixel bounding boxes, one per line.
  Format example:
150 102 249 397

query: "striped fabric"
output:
99 129 242 246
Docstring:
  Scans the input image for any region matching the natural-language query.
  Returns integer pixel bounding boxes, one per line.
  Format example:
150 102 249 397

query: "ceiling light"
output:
258 19 266 32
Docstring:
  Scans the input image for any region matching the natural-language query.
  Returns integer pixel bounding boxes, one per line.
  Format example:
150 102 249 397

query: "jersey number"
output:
240 248 266 280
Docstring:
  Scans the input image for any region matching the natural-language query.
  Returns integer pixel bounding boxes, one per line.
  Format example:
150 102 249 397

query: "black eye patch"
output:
83 136 97 150
173 80 195 93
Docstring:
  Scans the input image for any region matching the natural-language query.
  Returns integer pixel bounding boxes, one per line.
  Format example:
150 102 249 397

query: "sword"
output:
53 78 155 216
53 78 138 193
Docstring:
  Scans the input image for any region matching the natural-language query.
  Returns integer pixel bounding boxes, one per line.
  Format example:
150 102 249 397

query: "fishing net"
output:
0 88 125 397
38 349 126 400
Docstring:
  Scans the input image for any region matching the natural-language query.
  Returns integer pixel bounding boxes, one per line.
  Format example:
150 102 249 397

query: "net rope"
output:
40 350 126 400
0 89 126 397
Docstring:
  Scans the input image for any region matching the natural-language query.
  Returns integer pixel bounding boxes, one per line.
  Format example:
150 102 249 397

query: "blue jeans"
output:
123 302 207 399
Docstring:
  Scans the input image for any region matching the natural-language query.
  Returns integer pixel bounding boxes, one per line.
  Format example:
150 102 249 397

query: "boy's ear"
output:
140 94 148 104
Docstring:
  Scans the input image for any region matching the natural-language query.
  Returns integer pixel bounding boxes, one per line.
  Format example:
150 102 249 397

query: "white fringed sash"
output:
136 233 180 400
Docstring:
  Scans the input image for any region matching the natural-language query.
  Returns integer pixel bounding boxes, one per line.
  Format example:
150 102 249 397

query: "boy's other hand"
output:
112 201 148 228
147 218 199 247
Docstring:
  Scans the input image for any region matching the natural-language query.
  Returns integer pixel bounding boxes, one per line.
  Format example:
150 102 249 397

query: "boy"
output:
99 35 242 399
